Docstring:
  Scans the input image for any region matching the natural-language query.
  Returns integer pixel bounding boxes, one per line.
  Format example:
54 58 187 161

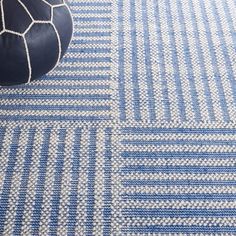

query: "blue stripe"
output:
74 9 111 14
74 32 111 37
103 128 112 236
0 115 110 122
187 0 215 120
31 127 52 234
10 85 110 90
141 0 156 121
197 0 230 121
130 0 142 120
62 57 111 63
71 2 111 7
45 75 110 81
165 0 187 121
122 179 236 187
67 129 82 236
67 48 111 54
123 225 236 233
71 39 111 45
0 127 21 234
118 0 126 121
122 139 236 146
86 129 97 236
49 129 67 235
121 127 236 134
121 151 236 159
123 208 236 217
75 17 111 22
0 94 110 100
13 128 36 236
0 105 110 112
176 0 202 121
122 193 236 201
122 165 236 173
56 66 110 71
152 0 171 120
75 24 111 30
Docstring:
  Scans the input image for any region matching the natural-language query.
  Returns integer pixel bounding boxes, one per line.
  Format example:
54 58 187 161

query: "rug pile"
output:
0 0 236 235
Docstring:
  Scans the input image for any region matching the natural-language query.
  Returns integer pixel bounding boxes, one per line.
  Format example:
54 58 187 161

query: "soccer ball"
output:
0 0 73 86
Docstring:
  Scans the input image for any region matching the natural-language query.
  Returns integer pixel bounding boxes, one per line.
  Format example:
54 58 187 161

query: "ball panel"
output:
25 23 59 80
3 0 32 34
43 0 64 5
0 33 29 86
53 6 73 58
20 0 51 21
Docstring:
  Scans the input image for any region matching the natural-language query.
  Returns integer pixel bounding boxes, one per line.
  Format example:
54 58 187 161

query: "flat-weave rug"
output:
1 0 236 235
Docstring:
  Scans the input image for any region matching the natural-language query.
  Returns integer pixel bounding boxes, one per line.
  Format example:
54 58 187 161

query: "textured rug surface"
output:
1 0 236 235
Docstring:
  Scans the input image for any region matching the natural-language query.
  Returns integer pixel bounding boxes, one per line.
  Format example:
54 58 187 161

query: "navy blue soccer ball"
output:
0 0 73 86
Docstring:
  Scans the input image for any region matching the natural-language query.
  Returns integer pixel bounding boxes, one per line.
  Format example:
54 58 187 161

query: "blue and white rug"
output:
1 0 236 235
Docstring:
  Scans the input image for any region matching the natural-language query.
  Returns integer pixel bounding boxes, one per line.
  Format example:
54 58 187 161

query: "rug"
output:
0 0 236 235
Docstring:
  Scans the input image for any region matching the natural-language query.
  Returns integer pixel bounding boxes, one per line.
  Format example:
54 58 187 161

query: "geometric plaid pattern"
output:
1 0 236 235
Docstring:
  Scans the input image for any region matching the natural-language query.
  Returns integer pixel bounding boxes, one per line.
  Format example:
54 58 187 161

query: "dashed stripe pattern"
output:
0 125 112 235
117 0 236 122
117 127 236 234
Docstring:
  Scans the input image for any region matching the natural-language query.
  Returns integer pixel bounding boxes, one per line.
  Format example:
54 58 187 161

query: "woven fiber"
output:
1 0 236 235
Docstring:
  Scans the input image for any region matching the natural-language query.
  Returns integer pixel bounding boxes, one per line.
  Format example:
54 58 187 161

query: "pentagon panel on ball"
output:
0 0 73 86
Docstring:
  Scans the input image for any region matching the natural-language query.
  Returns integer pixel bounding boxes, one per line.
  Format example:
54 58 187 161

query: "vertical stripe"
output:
31 127 52 235
118 0 126 121
0 127 21 234
141 0 156 121
152 0 171 120
165 0 187 121
13 128 36 236
86 128 97 235
103 128 112 236
49 128 67 235
67 128 82 236
130 0 141 120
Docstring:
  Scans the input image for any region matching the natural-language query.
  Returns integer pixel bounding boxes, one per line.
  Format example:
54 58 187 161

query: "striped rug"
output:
1 0 236 235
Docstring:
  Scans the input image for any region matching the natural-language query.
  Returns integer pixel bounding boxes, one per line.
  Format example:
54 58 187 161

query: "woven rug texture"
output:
1 0 236 235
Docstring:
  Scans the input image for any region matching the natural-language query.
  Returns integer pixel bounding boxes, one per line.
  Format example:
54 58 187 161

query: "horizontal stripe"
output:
122 193 236 201
62 57 111 63
123 225 236 233
122 139 236 146
122 179 236 187
0 105 110 111
0 115 110 121
122 165 236 173
1 85 110 91
121 151 236 159
45 75 110 81
0 94 110 100
74 17 111 22
71 2 111 7
123 208 236 217
122 127 236 134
